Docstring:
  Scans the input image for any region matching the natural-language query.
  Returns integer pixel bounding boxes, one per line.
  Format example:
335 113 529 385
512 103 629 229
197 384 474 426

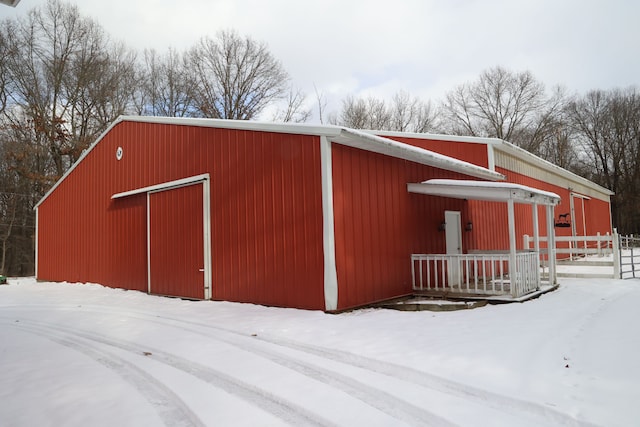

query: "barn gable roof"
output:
370 129 614 197
35 116 504 208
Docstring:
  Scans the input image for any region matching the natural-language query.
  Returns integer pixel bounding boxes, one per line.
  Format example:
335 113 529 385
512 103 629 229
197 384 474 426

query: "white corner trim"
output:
202 179 212 300
146 192 151 294
34 207 39 278
112 174 210 199
487 144 496 171
320 136 338 311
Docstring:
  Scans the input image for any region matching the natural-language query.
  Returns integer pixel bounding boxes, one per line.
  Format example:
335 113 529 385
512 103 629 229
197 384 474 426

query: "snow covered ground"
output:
1 277 638 427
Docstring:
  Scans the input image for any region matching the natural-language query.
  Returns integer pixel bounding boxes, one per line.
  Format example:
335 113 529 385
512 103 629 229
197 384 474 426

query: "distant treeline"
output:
1 0 638 275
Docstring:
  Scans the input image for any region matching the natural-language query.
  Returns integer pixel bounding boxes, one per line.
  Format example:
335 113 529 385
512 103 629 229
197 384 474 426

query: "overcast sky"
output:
2 0 638 121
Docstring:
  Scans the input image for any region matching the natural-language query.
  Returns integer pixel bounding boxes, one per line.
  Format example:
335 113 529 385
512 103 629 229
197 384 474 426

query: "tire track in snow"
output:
4 306 599 426
106 309 599 427
250 334 601 427
117 318 457 426
11 322 206 427
6 318 336 427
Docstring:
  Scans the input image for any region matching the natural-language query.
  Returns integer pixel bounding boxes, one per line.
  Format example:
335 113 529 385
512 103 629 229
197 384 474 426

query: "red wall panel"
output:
37 120 613 310
37 122 325 310
381 134 612 247
466 167 613 253
379 135 490 168
331 144 473 310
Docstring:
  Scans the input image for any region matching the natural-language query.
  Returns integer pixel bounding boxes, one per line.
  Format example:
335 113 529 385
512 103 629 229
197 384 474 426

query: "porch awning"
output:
407 179 561 206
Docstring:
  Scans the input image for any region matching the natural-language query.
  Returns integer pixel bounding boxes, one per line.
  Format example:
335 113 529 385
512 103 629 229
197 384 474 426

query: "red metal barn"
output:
35 117 613 311
374 131 614 254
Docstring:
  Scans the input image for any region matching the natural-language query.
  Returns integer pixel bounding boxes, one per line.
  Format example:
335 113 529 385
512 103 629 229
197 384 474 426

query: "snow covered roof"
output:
369 130 614 197
117 116 504 181
35 116 504 209
408 179 561 206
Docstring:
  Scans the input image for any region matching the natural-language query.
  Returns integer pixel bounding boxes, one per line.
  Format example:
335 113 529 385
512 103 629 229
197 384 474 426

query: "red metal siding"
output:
331 144 472 310
37 122 325 310
208 129 324 309
149 184 204 299
465 167 613 253
379 136 490 168
37 168 148 290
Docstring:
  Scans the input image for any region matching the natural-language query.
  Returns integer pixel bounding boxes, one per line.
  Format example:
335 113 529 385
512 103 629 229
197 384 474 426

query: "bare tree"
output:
1 0 137 179
0 191 18 276
332 91 438 133
567 87 640 233
440 66 554 152
334 96 389 129
0 31 9 115
389 90 438 133
136 48 198 117
0 0 138 276
314 84 328 124
189 30 289 120
271 86 311 123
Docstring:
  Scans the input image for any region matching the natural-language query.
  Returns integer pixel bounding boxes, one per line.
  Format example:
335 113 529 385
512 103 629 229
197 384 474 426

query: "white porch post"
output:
545 204 557 285
508 199 517 296
532 203 540 253
532 202 540 290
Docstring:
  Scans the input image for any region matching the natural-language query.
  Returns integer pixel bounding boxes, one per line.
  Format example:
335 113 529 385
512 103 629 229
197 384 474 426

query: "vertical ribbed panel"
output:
37 122 325 310
208 130 324 309
331 144 469 310
382 136 490 168
36 121 612 310
583 197 612 235
466 168 613 254
149 184 204 299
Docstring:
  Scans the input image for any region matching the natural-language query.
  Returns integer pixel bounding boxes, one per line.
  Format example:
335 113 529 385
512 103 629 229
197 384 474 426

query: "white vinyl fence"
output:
619 235 640 279
411 252 540 298
523 232 614 258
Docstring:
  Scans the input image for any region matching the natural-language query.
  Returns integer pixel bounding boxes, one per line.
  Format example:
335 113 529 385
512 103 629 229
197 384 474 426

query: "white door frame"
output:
112 174 212 299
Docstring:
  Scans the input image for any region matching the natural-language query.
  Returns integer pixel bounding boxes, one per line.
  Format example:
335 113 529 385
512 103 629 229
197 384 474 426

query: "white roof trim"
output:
35 116 504 209
495 140 614 196
365 129 613 197
120 117 503 180
334 128 504 181
0 0 21 7
364 129 504 145
112 174 209 199
119 115 347 137
570 192 591 200
408 179 561 206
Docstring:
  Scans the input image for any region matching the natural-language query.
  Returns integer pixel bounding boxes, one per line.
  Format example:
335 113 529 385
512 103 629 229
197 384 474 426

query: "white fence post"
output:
613 228 621 279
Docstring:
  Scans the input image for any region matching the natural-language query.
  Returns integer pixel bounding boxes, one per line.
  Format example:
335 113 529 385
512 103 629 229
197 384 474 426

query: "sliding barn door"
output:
148 183 206 299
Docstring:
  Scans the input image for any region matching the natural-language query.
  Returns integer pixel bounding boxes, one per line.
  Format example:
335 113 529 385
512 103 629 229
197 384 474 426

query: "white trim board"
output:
112 174 210 199
113 174 212 300
408 179 561 206
320 136 338 311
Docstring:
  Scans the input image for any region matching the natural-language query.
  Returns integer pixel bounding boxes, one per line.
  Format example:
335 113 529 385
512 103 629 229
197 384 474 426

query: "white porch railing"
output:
411 252 541 298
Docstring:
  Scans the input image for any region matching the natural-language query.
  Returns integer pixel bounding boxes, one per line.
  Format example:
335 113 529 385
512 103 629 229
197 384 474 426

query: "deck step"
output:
556 272 616 279
556 260 613 267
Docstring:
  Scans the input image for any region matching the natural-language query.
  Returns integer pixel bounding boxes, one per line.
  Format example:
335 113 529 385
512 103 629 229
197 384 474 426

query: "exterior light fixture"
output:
465 221 473 231
438 221 446 232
